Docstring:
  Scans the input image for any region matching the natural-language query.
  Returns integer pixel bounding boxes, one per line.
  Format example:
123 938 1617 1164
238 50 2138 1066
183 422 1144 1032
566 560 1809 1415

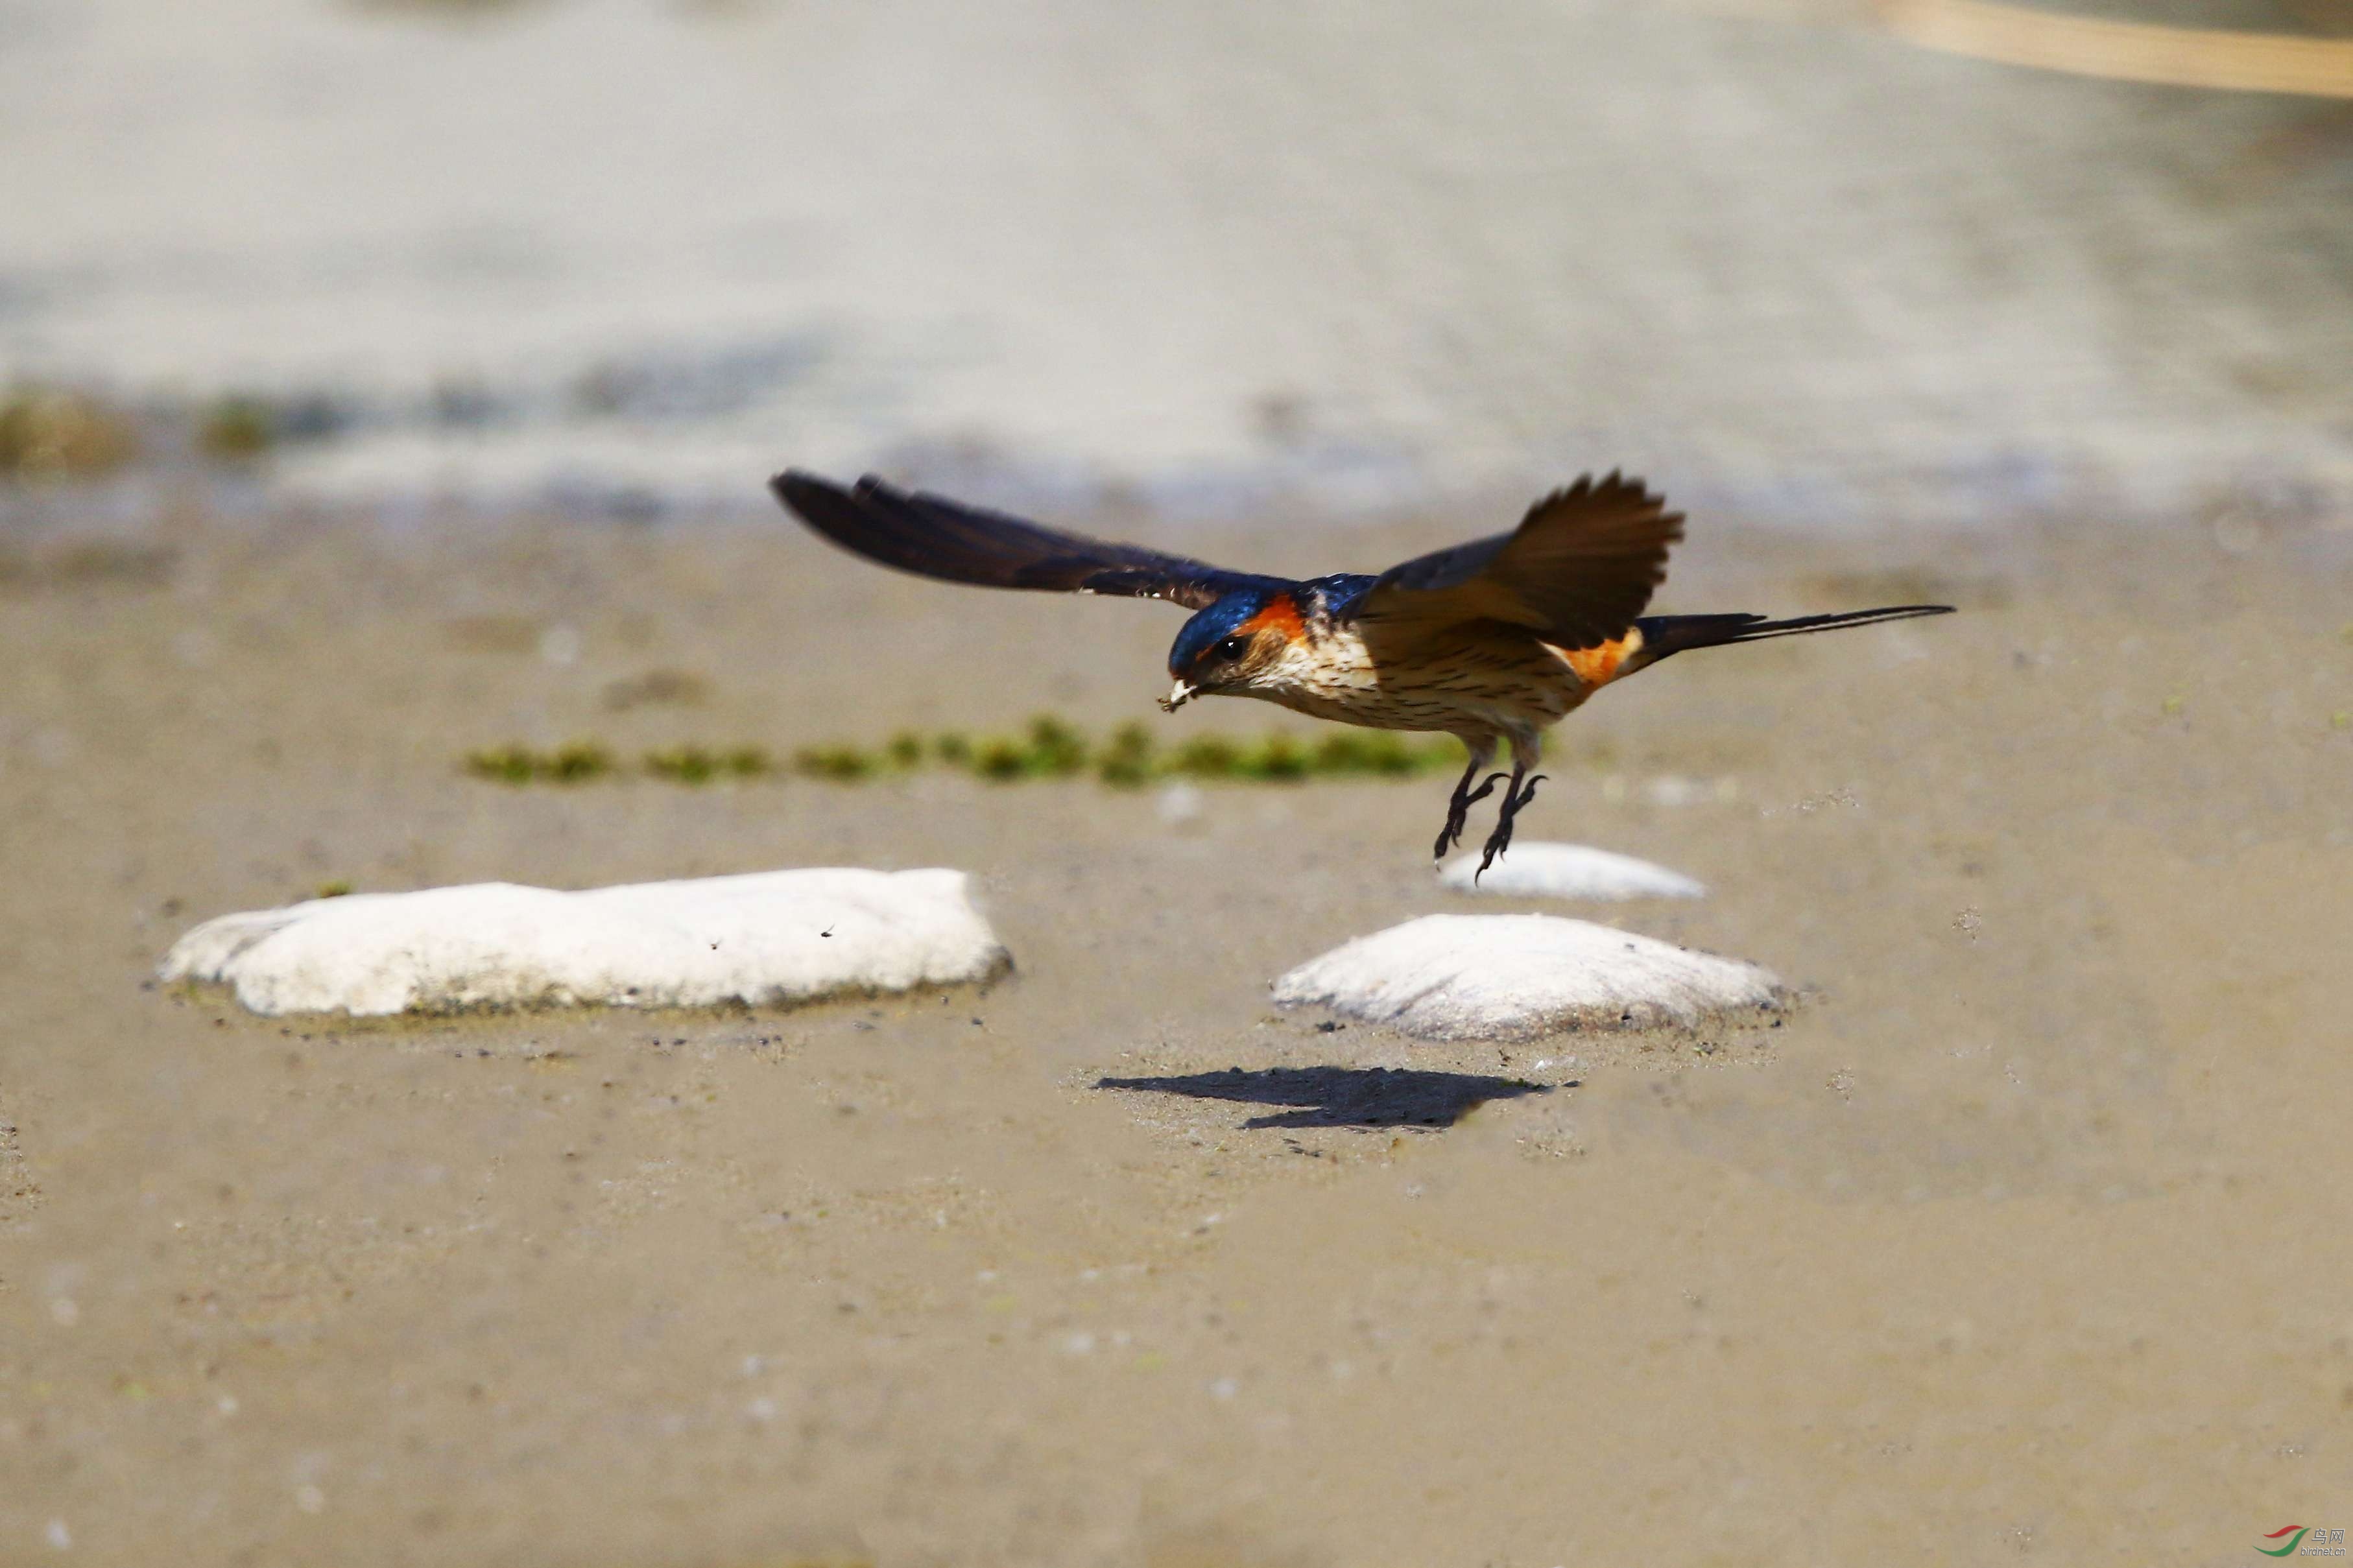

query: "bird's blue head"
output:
1161 587 1303 711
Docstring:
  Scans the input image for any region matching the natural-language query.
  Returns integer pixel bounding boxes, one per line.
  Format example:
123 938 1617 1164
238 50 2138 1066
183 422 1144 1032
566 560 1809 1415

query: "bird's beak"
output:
1159 680 1195 713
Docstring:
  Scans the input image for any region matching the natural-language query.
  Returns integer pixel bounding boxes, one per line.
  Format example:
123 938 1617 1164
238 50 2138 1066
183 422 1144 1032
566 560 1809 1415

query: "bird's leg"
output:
1434 752 1502 859
1474 768 1548 881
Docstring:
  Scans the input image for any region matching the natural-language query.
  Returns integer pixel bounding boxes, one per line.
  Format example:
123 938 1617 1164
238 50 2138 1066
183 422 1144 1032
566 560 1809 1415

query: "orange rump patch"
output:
1560 629 1642 687
1238 592 1306 641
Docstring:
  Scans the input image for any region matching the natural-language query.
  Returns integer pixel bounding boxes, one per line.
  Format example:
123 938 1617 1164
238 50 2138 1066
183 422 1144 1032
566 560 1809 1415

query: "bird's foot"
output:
1473 774 1547 881
1434 772 1508 859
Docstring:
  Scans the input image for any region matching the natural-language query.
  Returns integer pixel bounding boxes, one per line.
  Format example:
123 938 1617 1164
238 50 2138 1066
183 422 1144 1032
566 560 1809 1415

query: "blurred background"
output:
3 0 2350 530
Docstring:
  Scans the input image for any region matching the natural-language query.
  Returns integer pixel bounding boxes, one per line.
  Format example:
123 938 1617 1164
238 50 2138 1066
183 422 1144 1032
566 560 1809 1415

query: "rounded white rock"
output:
1272 914 1780 1041
158 868 1010 1018
1438 841 1706 901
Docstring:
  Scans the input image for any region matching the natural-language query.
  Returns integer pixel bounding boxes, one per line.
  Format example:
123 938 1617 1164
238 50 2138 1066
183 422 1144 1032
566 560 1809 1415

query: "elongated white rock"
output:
160 868 1009 1017
1272 914 1780 1041
1438 841 1706 901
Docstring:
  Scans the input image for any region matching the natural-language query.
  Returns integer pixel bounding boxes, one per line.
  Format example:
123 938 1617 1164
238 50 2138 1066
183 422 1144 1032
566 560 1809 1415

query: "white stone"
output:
160 868 1009 1018
1438 841 1706 901
1271 914 1781 1041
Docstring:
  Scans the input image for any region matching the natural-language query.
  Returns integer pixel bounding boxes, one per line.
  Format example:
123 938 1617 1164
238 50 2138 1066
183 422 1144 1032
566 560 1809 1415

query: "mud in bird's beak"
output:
1159 680 1195 713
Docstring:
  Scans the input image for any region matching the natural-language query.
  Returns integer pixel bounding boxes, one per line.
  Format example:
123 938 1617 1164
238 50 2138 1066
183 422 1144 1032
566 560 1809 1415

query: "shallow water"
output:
5 0 2350 523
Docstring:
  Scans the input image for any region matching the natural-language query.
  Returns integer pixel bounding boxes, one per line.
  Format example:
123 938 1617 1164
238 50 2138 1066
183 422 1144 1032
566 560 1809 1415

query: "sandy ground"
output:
2 498 2351 1566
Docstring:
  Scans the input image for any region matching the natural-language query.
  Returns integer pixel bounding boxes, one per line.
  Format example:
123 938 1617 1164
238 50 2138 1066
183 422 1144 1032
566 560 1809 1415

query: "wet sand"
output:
3 501 2351 1565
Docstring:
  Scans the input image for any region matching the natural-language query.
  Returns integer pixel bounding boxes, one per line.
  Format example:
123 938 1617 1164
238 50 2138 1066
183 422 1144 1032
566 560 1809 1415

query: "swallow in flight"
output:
772 470 1952 874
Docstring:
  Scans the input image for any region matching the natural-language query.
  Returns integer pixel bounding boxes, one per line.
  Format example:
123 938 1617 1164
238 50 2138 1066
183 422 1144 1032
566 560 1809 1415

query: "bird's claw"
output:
1472 774 1547 883
1433 770 1508 859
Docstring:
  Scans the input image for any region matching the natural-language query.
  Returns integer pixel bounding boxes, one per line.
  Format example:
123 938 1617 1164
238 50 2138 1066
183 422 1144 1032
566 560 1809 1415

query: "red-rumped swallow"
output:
772 470 1952 873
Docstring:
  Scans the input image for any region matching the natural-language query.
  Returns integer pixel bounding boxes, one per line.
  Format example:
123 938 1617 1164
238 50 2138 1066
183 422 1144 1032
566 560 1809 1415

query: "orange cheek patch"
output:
1562 634 1635 687
1237 593 1306 641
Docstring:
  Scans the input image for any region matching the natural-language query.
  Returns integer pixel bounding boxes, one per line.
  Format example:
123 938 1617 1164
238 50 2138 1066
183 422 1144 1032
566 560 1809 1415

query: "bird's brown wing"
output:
772 471 1274 611
1349 473 1684 650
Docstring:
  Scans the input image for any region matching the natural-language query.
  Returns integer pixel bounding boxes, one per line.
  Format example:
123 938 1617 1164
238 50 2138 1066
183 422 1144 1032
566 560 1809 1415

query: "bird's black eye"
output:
1213 634 1252 662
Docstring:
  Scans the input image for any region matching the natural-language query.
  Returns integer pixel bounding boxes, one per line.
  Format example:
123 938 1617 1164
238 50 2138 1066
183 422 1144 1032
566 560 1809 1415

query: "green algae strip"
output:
464 717 1468 788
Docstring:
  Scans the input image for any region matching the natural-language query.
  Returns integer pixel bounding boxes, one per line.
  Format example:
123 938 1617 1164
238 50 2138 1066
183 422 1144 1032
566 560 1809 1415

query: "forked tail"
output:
1633 604 1953 663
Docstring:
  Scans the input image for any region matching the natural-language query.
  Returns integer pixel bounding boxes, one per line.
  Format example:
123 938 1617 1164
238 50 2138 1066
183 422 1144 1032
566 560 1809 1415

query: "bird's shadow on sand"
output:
1095 1065 1553 1130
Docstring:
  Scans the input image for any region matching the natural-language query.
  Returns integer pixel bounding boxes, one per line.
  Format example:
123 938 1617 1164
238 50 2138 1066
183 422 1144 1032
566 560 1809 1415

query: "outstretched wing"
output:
772 471 1274 611
1350 473 1684 650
